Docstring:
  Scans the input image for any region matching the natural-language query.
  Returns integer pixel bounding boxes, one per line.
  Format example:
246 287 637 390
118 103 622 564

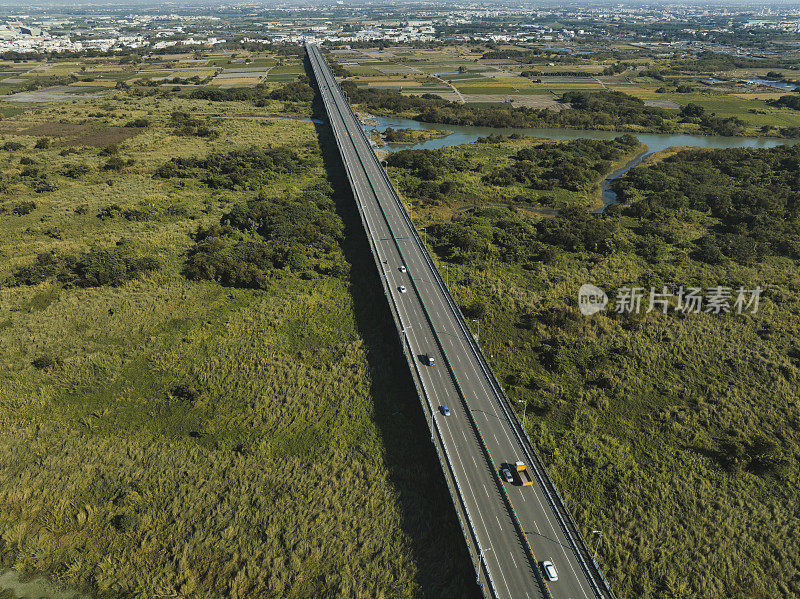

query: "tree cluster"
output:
154 145 310 191
614 145 800 263
184 184 347 286
5 244 160 288
482 135 639 192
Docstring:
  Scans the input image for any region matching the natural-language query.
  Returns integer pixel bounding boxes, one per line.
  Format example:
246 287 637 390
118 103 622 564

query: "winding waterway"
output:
363 116 800 211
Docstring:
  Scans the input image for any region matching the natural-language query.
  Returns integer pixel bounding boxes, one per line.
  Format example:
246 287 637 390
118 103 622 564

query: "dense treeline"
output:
613 145 800 263
4 244 160 288
521 70 595 78
768 95 800 111
184 183 347 286
482 48 577 64
340 81 442 114
187 80 314 105
342 83 757 135
661 51 781 73
482 49 548 60
154 145 310 190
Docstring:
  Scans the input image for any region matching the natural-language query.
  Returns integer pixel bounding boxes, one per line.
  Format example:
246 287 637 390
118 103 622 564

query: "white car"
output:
500 467 513 484
541 561 558 581
398 266 407 273
398 285 407 293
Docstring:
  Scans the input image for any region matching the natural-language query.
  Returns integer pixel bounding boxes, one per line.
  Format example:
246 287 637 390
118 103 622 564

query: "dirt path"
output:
432 74 466 103
404 64 466 104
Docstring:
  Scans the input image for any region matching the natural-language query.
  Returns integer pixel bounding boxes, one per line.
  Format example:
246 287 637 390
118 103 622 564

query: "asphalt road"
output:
307 43 611 599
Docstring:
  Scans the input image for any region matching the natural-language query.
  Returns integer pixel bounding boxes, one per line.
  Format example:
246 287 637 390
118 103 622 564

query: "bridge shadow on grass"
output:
308 67 480 598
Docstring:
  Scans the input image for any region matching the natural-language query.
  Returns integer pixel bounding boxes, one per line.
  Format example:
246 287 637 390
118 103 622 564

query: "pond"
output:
705 77 800 91
737 78 800 91
363 115 800 211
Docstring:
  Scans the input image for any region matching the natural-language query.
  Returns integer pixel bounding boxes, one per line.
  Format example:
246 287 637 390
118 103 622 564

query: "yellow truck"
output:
515 461 533 486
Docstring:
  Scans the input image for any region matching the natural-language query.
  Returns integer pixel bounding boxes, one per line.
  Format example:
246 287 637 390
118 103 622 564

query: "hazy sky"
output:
2 0 800 9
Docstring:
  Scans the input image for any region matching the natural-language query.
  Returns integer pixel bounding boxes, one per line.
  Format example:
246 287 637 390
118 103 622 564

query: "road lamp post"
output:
516 399 528 431
592 530 603 560
471 318 480 343
443 264 449 288
478 547 493 584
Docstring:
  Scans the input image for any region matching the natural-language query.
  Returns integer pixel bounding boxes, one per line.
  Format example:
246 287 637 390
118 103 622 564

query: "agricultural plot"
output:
270 62 305 75
335 44 800 135
265 73 302 82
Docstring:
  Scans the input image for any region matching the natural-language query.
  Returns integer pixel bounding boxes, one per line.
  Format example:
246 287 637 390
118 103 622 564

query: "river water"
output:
363 115 799 210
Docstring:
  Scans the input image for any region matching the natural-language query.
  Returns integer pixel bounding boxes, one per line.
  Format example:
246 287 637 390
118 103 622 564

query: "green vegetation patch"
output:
386 135 643 210
382 127 452 143
188 80 314 105
416 139 800 598
185 184 348 286
154 144 313 190
5 242 160 288
613 145 800 263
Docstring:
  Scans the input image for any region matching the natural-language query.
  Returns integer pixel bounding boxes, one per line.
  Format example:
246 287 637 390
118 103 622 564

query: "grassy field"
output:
0 82 476 597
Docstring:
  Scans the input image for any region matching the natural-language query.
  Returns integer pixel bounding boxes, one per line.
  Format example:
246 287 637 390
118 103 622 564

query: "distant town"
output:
2 2 800 56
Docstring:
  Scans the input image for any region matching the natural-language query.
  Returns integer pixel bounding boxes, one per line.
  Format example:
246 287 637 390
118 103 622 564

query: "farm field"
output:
0 50 305 101
329 44 800 136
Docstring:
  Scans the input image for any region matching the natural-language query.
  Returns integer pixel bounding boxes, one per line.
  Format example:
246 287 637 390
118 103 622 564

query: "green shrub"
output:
185 186 347 286
154 145 310 190
62 163 92 178
31 354 63 370
11 200 36 215
169 111 219 138
5 245 161 288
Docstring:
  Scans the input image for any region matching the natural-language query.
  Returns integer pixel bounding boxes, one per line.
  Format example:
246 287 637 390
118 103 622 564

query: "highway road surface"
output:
306 43 614 599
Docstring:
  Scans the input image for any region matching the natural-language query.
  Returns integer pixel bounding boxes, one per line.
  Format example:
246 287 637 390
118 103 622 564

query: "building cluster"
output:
252 21 436 45
0 16 225 54
1 4 800 55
